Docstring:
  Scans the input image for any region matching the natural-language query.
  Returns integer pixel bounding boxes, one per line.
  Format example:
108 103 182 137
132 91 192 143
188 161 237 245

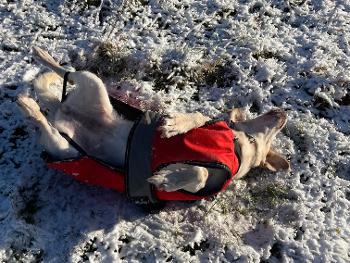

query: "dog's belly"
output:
54 111 133 167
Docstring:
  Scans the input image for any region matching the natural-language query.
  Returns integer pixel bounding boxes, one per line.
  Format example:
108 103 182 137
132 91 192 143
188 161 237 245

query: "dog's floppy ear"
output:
230 108 246 122
263 149 290 172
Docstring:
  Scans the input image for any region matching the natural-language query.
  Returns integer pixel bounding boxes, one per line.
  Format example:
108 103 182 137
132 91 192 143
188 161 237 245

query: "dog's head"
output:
231 108 289 173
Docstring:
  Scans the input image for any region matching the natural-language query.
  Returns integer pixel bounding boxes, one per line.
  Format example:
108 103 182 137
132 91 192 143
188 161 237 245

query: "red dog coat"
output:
46 97 240 203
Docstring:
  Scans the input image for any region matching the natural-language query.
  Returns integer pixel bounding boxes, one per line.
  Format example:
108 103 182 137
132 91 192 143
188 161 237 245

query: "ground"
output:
0 0 350 262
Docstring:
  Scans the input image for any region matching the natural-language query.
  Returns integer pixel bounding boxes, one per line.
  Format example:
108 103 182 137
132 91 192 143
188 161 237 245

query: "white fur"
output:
148 164 209 193
160 112 211 138
17 47 290 194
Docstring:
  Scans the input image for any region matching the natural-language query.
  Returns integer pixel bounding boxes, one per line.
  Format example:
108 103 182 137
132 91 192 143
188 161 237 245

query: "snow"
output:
1 0 350 262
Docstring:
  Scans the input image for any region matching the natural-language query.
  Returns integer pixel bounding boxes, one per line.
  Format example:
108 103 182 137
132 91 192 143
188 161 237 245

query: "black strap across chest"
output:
229 120 242 169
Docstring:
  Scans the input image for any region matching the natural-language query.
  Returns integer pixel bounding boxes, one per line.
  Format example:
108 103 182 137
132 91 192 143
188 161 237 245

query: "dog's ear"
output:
263 149 290 172
230 108 246 122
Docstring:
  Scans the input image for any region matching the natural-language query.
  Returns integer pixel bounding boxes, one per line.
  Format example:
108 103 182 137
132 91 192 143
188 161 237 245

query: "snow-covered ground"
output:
1 0 350 262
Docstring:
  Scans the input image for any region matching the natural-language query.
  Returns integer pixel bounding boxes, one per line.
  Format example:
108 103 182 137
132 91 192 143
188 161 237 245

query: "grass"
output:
252 51 280 60
9 126 28 149
86 0 101 8
233 206 250 216
197 59 239 88
6 247 43 263
250 183 290 208
88 41 128 77
74 40 241 93
203 180 290 218
15 184 41 225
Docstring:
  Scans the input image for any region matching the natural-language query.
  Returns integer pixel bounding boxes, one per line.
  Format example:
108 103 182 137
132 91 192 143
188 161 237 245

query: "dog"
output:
17 47 289 203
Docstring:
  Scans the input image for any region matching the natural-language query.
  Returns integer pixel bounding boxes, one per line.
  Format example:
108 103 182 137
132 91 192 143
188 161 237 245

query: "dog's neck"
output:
233 130 262 179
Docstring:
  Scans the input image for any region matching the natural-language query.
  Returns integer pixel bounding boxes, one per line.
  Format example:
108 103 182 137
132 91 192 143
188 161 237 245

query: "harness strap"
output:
125 111 161 204
233 137 241 169
59 132 87 156
62 71 71 102
59 72 91 158
229 120 242 170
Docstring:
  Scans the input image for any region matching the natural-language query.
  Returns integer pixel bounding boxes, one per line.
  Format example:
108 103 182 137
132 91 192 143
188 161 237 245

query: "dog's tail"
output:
33 72 62 120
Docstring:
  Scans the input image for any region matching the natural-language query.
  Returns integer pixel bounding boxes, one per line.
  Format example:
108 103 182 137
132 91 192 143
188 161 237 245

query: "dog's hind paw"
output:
17 95 42 121
148 170 178 192
148 164 209 193
33 47 55 64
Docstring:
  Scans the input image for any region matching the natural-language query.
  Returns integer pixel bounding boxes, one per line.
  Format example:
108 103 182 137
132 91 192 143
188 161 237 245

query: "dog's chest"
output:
55 111 133 166
95 125 132 166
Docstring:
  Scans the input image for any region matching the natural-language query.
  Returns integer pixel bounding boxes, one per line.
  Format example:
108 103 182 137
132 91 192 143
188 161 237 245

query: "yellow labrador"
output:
18 47 289 195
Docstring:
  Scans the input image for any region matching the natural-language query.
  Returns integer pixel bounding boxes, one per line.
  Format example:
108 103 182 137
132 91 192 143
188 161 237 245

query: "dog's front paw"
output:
159 112 211 138
159 113 192 138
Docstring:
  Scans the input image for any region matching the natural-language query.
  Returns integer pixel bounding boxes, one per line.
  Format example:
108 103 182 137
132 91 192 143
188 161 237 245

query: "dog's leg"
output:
148 164 209 193
33 47 114 122
56 71 115 123
33 72 63 121
160 112 211 138
17 95 79 159
32 47 68 79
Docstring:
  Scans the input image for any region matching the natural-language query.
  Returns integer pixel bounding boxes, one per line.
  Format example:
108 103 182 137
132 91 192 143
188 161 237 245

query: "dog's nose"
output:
267 109 287 129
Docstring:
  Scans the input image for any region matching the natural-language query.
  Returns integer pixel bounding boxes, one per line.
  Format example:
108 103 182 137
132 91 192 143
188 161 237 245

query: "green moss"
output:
250 183 289 208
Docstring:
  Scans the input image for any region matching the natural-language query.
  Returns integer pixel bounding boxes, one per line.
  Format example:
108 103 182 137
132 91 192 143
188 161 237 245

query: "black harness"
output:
62 71 70 103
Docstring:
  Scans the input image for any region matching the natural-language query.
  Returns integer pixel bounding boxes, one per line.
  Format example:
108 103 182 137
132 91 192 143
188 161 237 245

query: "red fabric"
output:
47 157 125 193
47 121 239 201
152 121 239 200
